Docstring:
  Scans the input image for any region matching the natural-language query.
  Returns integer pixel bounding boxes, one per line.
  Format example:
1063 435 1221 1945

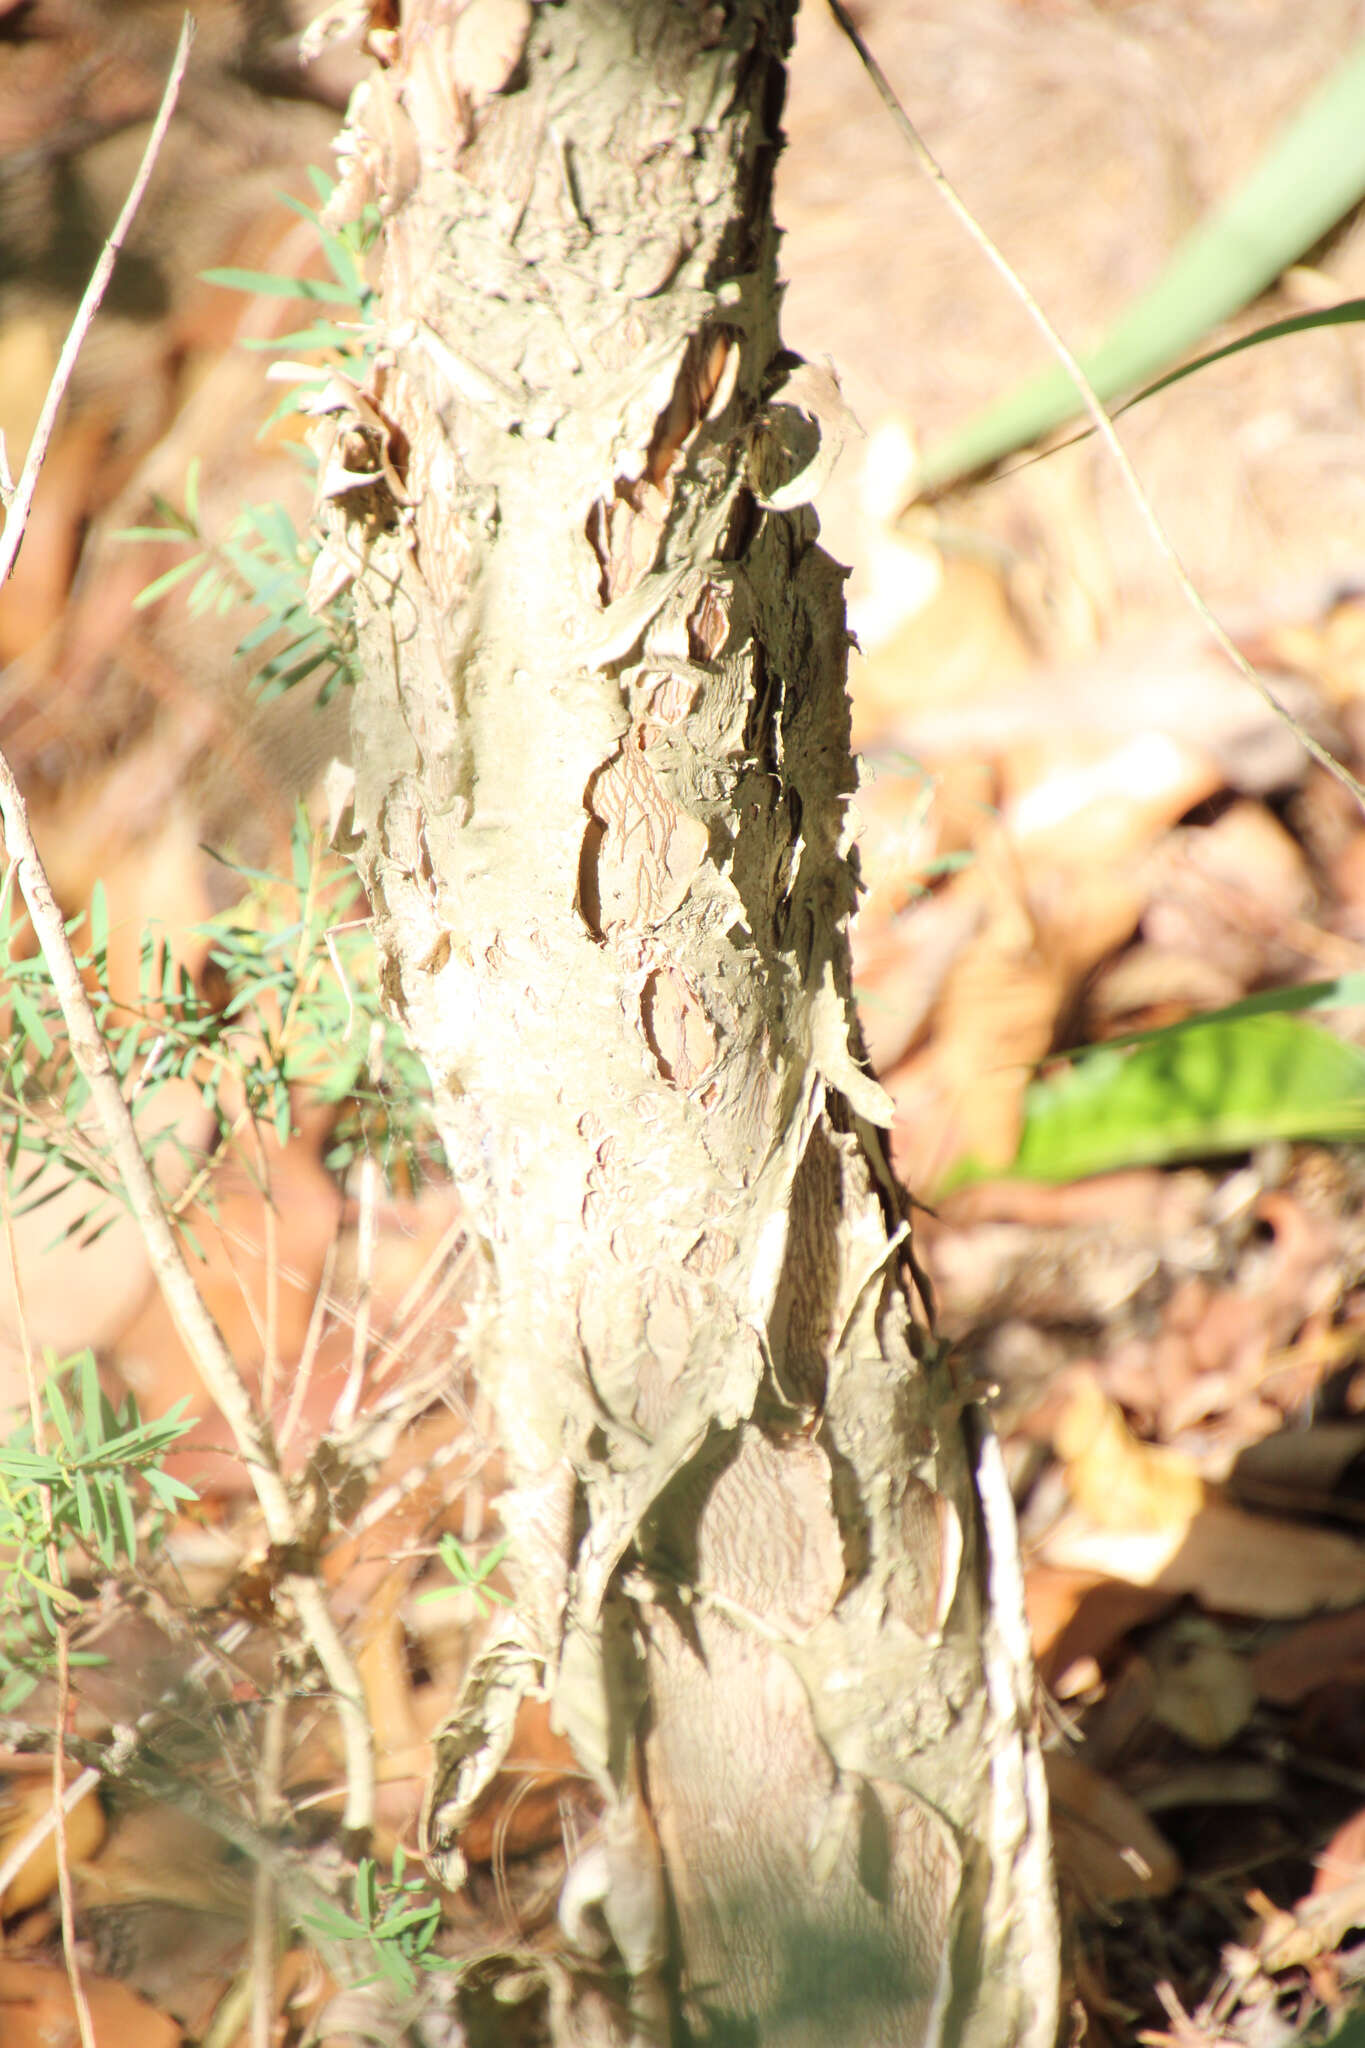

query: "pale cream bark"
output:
323 2 1059 2039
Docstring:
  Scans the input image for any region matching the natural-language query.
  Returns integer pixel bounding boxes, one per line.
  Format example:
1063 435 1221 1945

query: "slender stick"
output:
826 0 1365 817
0 19 194 577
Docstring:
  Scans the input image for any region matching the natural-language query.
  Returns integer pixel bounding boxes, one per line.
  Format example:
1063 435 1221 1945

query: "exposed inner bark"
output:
328 1 1059 2040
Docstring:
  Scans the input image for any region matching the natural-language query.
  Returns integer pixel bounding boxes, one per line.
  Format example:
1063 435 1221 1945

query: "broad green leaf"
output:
1050 973 1365 1062
916 37 1365 490
960 1013 1365 1187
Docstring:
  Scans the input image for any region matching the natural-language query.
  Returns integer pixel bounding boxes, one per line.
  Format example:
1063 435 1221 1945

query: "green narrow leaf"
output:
1044 297 1365 455
133 553 208 610
113 1474 137 1562
200 266 353 303
89 1475 115 1565
302 1900 368 1943
10 985 54 1058
916 36 1365 490
146 1466 197 1509
187 566 226 616
73 1470 95 1542
80 1354 105 1451
184 455 202 531
45 1378 78 1457
88 881 108 963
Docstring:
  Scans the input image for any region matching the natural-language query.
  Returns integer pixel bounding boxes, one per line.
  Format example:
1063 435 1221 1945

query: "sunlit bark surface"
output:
328 1 1059 2039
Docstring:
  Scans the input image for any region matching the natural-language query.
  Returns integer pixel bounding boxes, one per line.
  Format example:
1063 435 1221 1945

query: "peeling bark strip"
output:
329 1 1059 2039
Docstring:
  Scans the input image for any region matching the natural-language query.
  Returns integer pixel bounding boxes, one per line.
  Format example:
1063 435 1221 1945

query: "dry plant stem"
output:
250 1123 281 1421
0 1182 97 2048
250 1692 289 2048
47 1628 95 2048
0 764 374 1834
279 1232 338 1452
0 17 193 576
0 1767 100 1905
825 0 1365 819
333 1152 378 1430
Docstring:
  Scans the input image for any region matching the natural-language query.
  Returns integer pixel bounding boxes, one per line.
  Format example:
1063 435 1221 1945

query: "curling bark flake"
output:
323 1 1060 2040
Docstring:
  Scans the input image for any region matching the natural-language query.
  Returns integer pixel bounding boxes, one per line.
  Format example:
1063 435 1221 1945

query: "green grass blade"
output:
916 38 1365 492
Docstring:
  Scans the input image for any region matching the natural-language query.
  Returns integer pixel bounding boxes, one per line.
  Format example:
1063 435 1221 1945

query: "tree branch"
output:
0 18 194 579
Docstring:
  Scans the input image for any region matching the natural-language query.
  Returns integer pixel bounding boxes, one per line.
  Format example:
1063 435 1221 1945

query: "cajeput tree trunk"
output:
322 1 1060 2040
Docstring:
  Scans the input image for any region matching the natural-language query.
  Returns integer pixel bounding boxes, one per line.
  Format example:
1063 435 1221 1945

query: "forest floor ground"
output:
4 3 1365 2042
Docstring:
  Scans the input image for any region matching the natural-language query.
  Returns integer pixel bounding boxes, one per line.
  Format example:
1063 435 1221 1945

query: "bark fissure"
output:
330 2 1059 2040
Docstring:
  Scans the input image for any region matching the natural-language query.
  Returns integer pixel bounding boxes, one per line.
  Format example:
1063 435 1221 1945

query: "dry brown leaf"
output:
0 1958 181 2048
999 731 1219 867
1025 1565 1177 1693
1251 1608 1365 1706
848 551 1032 747
919 845 1066 1174
1041 1498 1365 1618
1146 1620 1257 1751
458 1694 585 1864
1055 1374 1206 1534
0 1766 105 1917
1046 1750 1180 1905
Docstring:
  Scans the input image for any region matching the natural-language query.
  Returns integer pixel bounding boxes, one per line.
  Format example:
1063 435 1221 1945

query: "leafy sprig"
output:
1 808 436 1249
117 167 378 705
0 1350 195 1709
302 1848 459 1997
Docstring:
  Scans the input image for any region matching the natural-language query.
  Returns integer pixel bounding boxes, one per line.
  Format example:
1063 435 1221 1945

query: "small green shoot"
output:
0 1352 196 1709
301 1849 458 1997
117 168 379 703
417 1534 511 1617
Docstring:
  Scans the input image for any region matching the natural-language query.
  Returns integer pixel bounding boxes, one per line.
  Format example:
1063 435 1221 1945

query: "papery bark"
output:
328 1 1059 2039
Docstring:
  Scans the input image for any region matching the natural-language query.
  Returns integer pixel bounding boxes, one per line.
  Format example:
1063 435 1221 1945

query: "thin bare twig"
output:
0 19 194 579
251 1689 289 2048
826 0 1365 817
280 1232 339 1453
0 8 373 1837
